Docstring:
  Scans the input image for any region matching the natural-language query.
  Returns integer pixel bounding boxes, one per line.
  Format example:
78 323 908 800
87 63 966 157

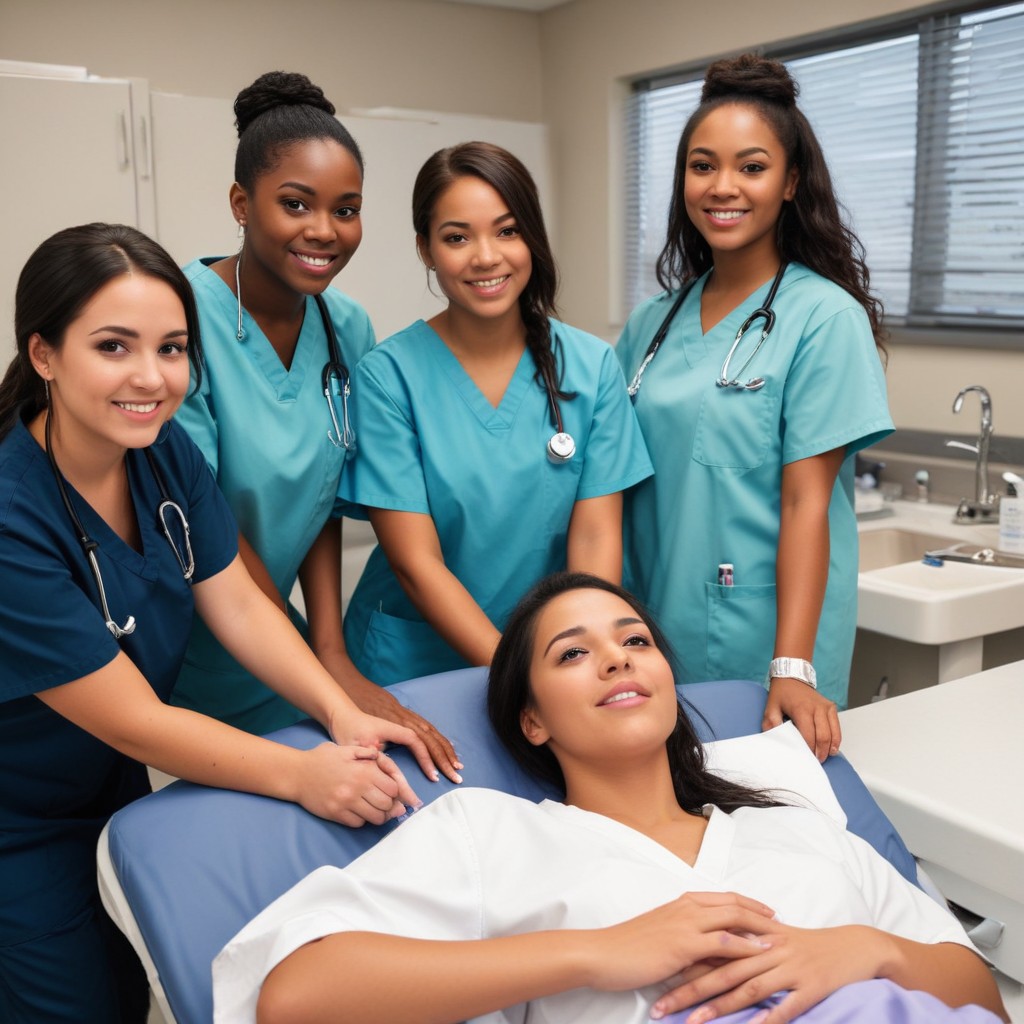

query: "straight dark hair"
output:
0 223 203 442
412 141 574 405
656 53 886 354
487 572 782 814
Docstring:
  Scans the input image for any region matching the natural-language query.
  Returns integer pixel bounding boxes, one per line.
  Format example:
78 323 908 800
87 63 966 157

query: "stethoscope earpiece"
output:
547 431 576 463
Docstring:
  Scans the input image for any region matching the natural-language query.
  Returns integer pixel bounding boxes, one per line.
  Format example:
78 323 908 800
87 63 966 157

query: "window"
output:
624 2 1024 332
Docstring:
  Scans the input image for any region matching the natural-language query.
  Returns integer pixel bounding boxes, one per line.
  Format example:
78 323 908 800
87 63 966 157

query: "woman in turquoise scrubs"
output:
617 55 893 759
173 72 457 777
0 224 430 1023
340 142 652 684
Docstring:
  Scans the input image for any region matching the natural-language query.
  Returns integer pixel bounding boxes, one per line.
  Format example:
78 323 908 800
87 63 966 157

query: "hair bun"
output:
234 71 336 137
701 53 798 106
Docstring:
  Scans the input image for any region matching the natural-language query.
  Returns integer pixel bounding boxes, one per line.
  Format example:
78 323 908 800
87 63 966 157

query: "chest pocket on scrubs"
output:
705 580 777 681
692 385 779 470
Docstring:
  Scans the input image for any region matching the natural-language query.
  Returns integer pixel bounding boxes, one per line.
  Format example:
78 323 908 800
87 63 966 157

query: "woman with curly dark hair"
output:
338 142 651 687
618 54 894 759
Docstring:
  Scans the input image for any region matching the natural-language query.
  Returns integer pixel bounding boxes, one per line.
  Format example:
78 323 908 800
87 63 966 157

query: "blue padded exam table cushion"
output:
102 670 916 1024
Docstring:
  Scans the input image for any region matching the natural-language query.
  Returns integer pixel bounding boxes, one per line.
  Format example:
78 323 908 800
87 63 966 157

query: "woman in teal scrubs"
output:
340 142 652 684
173 72 457 777
617 55 893 759
0 224 430 1023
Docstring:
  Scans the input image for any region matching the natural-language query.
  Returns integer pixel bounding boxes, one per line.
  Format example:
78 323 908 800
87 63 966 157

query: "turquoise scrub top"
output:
172 258 375 734
339 318 653 685
616 264 893 706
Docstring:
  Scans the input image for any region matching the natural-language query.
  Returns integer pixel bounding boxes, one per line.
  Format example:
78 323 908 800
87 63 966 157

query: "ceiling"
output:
408 0 566 10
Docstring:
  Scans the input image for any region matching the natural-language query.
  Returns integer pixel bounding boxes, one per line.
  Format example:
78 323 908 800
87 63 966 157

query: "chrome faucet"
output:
946 385 997 522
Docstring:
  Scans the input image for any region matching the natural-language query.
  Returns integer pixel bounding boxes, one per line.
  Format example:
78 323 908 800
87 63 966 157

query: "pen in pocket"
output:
717 563 734 586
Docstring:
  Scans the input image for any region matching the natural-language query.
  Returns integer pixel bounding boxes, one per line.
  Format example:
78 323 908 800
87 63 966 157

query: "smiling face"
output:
683 102 798 267
232 138 363 300
30 272 190 459
521 587 678 771
418 175 532 329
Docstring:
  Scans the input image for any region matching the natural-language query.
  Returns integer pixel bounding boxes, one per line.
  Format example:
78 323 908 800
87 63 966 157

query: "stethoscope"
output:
542 332 576 463
627 262 788 399
46 414 194 639
234 256 356 451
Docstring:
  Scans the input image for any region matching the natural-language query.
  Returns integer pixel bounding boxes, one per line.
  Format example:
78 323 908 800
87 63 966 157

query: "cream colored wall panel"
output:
0 73 146 364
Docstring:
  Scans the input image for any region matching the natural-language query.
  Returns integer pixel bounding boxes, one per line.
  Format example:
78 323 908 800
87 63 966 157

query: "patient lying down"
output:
213 572 1007 1024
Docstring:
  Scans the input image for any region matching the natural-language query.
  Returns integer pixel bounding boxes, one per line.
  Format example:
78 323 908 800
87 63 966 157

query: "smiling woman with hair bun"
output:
171 70 460 781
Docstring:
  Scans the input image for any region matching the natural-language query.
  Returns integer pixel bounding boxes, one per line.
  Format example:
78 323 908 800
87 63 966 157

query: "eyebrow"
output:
88 325 189 340
688 146 771 159
437 211 516 232
542 616 645 656
277 180 362 201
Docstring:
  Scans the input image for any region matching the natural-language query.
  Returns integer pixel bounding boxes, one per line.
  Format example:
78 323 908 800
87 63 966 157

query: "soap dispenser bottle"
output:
998 482 1024 553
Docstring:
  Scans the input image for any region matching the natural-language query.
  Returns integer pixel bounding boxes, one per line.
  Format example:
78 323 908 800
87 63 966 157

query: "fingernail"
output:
758 939 773 948
452 772 463 784
686 1007 716 1024
454 760 464 770
750 1011 770 1024
649 1005 664 1021
431 770 440 782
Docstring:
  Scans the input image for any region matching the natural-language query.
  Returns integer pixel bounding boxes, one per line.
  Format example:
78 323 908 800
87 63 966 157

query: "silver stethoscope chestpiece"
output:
547 431 576 463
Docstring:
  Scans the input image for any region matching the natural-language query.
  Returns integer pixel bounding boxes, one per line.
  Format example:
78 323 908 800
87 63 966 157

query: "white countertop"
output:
841 661 1024 902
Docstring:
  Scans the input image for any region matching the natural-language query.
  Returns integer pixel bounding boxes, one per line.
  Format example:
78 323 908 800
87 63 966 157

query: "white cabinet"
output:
0 66 156 363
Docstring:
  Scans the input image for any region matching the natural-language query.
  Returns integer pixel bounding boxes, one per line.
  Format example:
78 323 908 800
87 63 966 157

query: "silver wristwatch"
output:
765 657 817 690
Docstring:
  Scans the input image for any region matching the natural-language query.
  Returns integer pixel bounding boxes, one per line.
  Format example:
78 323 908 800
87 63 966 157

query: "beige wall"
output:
538 0 1024 439
3 0 1021 438
0 0 543 121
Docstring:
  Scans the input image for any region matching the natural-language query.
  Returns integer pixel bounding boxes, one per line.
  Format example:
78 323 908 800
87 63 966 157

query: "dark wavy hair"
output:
0 223 203 442
487 572 781 814
657 53 886 353
233 70 363 190
412 141 574 405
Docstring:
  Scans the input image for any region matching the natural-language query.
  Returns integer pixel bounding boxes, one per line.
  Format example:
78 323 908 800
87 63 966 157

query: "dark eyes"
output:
556 633 651 663
623 634 650 647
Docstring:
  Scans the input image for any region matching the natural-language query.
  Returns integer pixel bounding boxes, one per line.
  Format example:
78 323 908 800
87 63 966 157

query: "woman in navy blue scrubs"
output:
0 224 431 1023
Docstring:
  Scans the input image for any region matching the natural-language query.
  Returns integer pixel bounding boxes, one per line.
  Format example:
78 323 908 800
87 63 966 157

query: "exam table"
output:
99 670 926 1024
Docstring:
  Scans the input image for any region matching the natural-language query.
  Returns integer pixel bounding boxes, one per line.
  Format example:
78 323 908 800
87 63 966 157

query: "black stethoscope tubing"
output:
315 293 357 451
45 413 194 639
543 330 576 463
627 263 788 399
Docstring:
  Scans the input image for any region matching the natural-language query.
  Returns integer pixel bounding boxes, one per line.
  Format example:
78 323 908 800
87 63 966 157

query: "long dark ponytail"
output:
412 142 575 404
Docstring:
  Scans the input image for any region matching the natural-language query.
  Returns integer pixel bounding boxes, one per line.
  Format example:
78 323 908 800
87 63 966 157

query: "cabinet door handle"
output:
138 113 152 180
117 111 130 169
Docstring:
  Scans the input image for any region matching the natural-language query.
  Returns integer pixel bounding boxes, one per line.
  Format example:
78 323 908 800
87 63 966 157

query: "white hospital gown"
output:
213 788 972 1024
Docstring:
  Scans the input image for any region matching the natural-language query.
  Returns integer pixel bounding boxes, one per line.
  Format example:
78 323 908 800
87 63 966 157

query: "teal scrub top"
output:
339 318 653 685
172 258 375 733
616 264 893 706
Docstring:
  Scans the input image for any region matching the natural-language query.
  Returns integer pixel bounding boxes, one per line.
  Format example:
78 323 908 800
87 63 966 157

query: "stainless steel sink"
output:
858 528 960 573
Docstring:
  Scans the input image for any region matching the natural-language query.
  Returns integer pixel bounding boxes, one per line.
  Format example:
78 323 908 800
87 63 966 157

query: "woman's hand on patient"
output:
295 742 420 827
652 922 885 1024
580 892 775 996
326 707 443 789
763 678 840 762
340 674 463 784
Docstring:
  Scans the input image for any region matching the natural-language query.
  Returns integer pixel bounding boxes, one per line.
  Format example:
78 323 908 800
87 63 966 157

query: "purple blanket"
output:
664 979 1002 1022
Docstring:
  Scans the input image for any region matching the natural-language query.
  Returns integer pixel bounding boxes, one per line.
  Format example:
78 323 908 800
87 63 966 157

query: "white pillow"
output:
702 721 847 828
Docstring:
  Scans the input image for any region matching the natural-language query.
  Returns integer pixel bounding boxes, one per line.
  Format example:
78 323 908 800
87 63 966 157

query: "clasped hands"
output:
587 892 882 1024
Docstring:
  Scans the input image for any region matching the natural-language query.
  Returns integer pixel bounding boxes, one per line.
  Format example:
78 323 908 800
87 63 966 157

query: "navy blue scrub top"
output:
0 416 237 944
